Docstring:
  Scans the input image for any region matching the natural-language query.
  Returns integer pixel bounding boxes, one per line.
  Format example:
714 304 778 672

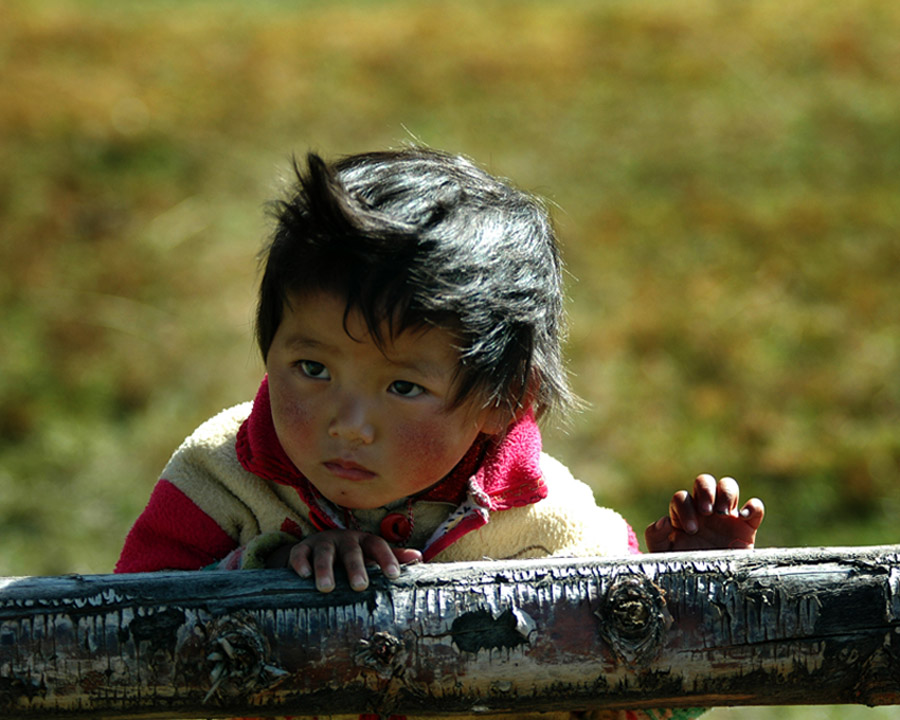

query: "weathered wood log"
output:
2 544 900 718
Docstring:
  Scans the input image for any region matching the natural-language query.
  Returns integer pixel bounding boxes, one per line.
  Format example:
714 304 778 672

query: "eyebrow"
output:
388 357 448 382
283 334 333 352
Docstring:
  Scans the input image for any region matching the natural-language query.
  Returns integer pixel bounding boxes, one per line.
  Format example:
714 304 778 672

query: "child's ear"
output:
481 378 541 435
479 406 512 436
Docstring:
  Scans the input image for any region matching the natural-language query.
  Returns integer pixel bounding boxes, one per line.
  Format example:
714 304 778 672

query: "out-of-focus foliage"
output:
2 0 899 614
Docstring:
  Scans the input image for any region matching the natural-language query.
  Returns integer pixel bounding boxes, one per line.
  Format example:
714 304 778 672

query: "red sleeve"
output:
115 479 238 573
627 523 642 554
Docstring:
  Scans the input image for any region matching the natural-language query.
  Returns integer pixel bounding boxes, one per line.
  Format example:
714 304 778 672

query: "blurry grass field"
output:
2 1 900 717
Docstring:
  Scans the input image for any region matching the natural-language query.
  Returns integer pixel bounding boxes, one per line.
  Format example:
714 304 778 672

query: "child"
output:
116 148 763 717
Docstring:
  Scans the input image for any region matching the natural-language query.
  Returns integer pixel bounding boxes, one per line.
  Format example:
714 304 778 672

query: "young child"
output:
116 148 763 717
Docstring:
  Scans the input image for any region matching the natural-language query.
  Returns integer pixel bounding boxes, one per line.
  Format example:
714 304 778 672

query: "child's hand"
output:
645 474 764 552
284 530 422 593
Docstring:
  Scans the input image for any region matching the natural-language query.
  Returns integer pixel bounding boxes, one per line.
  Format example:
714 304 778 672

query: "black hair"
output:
256 147 574 423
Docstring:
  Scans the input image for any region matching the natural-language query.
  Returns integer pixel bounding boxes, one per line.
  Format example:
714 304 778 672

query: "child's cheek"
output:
282 401 315 437
398 419 445 457
270 385 316 455
393 417 467 478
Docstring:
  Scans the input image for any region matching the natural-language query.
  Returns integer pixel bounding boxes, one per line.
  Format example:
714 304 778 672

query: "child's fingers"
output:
289 539 340 592
691 474 718 515
288 532 421 593
392 547 423 567
669 490 698 534
645 516 675 552
336 535 373 592
287 543 313 579
739 497 766 529
358 534 402 581
713 476 740 516
312 539 340 593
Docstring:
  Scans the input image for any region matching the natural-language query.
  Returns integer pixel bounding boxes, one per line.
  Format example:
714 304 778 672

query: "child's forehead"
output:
283 290 462 360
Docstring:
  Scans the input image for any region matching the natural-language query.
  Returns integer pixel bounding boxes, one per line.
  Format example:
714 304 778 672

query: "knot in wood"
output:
596 573 670 665
179 612 287 703
355 631 407 679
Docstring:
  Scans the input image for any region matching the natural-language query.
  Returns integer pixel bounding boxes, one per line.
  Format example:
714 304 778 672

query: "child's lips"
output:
323 459 377 482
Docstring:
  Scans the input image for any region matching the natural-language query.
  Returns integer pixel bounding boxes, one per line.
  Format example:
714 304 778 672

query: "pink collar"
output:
235 377 547 556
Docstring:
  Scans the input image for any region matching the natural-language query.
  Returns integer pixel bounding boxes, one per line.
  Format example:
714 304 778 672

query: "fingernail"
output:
699 501 712 514
385 563 400 579
317 577 334 592
686 520 698 534
350 575 368 591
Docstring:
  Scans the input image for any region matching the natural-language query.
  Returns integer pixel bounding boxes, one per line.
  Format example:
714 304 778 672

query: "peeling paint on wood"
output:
1 545 900 717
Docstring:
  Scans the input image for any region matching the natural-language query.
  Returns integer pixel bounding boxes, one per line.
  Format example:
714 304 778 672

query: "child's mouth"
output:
323 459 376 482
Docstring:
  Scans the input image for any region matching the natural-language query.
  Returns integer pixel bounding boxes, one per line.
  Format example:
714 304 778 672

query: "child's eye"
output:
298 360 330 380
389 380 425 398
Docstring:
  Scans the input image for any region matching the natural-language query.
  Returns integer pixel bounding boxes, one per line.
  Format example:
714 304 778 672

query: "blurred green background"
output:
2 1 899 717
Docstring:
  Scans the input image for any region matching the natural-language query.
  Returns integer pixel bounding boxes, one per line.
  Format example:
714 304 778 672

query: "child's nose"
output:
328 397 375 444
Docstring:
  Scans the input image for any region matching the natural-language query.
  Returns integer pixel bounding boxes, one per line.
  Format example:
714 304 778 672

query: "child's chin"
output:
316 487 392 511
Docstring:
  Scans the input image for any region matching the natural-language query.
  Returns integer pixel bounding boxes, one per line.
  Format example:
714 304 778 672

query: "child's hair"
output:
256 147 574 423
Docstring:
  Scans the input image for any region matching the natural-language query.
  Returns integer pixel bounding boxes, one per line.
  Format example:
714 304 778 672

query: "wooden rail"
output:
2 544 900 718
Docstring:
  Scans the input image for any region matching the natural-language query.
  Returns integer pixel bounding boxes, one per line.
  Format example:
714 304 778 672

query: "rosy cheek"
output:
270 385 316 454
401 422 444 458
282 402 314 435
395 418 466 476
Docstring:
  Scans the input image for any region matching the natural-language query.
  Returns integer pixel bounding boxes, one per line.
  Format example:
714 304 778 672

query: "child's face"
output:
266 291 503 510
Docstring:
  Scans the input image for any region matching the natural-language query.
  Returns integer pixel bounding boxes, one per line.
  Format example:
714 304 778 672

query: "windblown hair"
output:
256 147 574 423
